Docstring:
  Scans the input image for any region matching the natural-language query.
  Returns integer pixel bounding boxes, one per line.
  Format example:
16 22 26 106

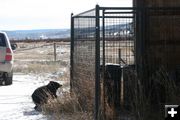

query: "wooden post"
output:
54 43 56 61
119 49 124 107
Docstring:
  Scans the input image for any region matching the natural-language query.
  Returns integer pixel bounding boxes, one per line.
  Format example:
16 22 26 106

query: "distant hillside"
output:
3 29 70 40
2 23 133 40
77 22 133 38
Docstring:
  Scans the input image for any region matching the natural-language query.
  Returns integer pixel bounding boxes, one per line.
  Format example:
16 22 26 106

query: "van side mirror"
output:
11 43 17 50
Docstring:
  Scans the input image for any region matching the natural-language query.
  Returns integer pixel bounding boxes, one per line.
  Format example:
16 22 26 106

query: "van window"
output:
0 33 6 46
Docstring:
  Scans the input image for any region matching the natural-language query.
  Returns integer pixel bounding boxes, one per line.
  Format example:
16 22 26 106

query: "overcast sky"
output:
0 0 132 30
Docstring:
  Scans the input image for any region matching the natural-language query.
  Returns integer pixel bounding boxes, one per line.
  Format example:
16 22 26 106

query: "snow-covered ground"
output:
0 72 69 120
0 73 50 120
0 42 70 120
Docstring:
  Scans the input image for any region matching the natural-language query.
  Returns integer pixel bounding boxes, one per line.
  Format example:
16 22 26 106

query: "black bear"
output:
31 81 62 110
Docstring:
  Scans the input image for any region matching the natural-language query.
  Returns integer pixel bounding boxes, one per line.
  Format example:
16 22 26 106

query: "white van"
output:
0 32 16 85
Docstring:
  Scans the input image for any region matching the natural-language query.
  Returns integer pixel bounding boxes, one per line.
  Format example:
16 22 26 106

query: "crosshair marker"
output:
168 108 177 117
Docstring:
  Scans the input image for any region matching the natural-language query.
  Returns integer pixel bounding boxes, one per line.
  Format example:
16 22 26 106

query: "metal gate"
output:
71 5 136 120
100 7 135 120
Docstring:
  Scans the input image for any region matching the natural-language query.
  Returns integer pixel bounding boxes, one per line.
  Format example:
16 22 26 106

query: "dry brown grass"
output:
123 66 180 120
14 42 70 62
14 42 70 81
14 61 59 73
42 92 93 120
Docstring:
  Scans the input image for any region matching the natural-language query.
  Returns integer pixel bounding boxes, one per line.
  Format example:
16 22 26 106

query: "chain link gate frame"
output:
71 5 136 120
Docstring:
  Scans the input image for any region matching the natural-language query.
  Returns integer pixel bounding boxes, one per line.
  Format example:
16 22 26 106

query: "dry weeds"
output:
42 92 93 120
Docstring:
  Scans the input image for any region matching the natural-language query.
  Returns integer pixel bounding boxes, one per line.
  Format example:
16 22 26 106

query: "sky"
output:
0 0 132 30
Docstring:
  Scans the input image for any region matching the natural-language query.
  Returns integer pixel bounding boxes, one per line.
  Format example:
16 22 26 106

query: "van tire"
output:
5 76 13 85
5 71 13 85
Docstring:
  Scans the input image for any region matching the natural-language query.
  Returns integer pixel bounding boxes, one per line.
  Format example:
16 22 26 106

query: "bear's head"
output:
47 81 62 91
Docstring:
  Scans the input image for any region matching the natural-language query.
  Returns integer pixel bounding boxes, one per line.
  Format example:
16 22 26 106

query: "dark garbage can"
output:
102 64 122 111
102 64 136 110
102 64 136 119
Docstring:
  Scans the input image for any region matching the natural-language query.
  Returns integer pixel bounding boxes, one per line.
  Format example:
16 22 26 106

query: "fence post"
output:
70 13 74 94
102 9 106 120
54 43 56 61
119 49 124 107
95 4 100 120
